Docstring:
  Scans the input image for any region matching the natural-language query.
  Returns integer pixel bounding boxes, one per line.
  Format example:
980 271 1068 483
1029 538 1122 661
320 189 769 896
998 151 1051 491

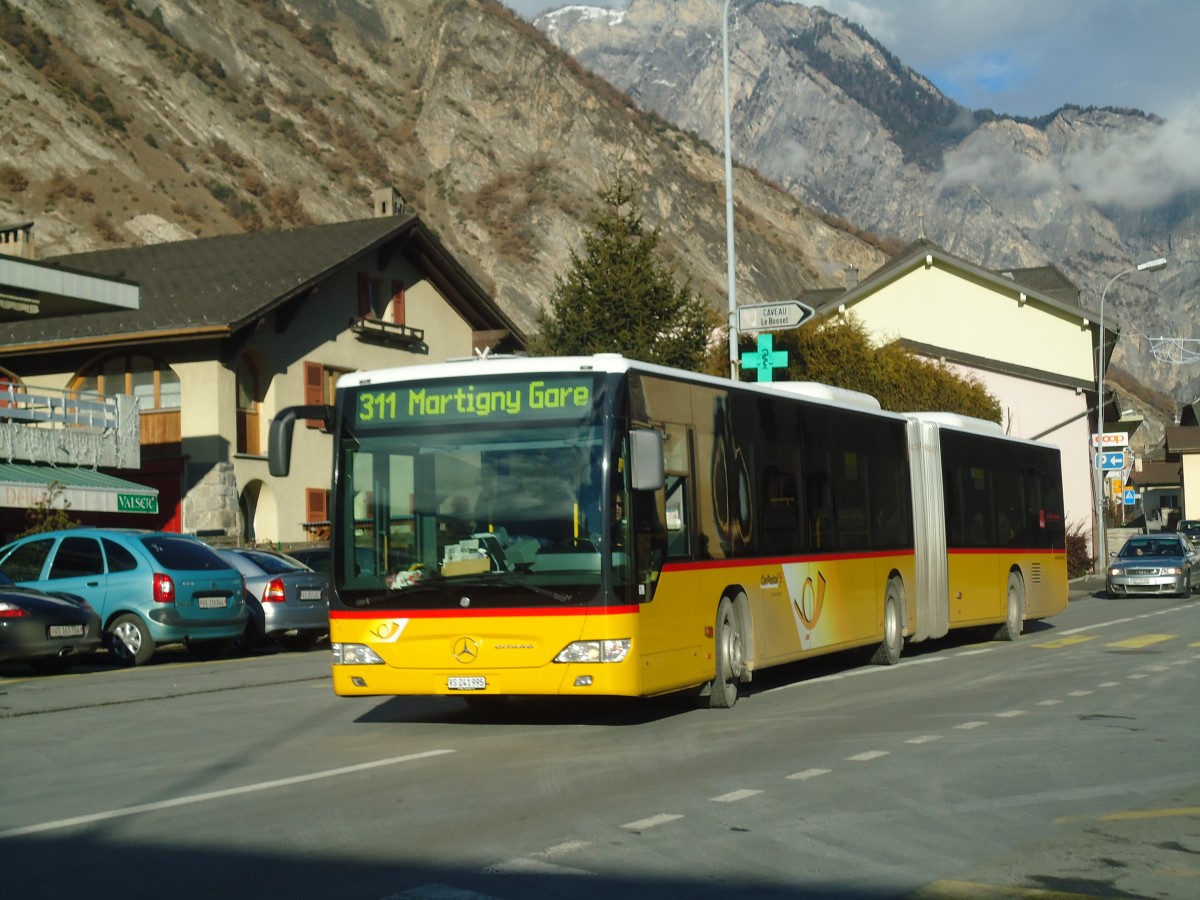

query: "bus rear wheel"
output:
994 573 1024 641
708 597 743 708
869 579 903 666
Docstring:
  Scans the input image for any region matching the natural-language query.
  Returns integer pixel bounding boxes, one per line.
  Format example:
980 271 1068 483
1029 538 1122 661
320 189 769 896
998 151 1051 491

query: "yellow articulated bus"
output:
269 354 1067 708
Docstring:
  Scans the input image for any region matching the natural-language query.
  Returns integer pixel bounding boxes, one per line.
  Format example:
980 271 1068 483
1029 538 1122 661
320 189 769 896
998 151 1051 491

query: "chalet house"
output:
801 239 1139 556
0 194 524 545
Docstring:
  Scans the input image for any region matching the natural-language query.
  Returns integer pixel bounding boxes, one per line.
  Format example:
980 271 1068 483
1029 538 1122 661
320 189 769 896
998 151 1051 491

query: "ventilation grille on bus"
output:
1030 562 1043 584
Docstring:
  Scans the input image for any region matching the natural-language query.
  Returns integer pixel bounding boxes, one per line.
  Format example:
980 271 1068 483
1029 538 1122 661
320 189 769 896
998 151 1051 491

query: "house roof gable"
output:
0 216 522 355
805 238 1107 338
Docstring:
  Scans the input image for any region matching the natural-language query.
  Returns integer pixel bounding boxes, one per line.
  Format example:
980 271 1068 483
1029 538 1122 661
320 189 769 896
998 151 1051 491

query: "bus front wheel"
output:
869 578 904 666
708 597 743 708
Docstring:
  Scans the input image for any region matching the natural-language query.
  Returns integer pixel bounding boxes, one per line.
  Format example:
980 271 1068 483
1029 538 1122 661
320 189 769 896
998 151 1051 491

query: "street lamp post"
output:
1095 256 1167 571
722 0 737 379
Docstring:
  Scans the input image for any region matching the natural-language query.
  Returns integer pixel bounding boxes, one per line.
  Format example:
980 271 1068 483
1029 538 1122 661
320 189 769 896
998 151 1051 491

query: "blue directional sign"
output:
1123 488 1137 506
1095 451 1125 471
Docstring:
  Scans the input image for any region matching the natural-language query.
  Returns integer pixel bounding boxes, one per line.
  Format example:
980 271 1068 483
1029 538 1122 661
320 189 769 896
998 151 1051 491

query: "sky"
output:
502 0 1200 121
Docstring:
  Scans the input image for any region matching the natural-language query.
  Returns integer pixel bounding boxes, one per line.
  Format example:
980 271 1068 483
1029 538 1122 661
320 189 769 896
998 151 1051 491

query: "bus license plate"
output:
48 624 84 638
198 596 227 609
448 676 487 691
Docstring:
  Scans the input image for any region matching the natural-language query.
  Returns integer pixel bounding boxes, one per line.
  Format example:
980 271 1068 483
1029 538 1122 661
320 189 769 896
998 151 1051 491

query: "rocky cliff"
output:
0 0 885 341
537 0 1200 421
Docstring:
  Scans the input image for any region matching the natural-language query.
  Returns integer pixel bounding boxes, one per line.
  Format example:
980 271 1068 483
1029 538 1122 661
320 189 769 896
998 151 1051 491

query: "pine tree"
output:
528 172 716 370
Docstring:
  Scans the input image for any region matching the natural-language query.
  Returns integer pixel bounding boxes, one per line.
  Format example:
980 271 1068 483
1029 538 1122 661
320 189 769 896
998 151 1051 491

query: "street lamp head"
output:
1137 257 1167 272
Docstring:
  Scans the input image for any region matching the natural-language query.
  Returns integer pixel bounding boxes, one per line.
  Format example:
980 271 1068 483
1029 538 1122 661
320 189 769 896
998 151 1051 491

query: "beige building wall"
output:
236 262 481 545
1182 455 1200 520
852 265 1094 384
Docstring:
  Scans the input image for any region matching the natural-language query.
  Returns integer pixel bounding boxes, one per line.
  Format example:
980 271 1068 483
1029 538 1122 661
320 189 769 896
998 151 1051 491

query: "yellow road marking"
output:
1034 635 1094 649
1099 806 1200 821
1106 634 1175 648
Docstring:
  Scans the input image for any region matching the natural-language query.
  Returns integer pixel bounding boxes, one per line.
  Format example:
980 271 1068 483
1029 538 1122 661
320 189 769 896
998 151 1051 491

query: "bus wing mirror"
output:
630 428 665 491
268 405 332 477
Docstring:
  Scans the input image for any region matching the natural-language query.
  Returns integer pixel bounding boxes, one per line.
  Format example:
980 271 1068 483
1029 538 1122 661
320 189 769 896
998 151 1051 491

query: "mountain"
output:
0 0 886 341
535 0 1200 418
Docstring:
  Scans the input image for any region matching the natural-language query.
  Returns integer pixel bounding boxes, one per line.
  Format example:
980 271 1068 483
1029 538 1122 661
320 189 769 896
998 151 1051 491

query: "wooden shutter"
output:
357 272 371 318
304 361 324 428
305 488 329 522
391 280 405 324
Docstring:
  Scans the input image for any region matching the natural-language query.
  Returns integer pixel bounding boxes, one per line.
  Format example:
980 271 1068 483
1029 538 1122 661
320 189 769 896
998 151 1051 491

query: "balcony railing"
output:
0 384 141 468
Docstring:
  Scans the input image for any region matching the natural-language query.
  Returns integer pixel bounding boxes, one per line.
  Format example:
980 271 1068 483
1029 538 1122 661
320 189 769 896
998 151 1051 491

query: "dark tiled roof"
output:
1165 425 1200 453
0 215 521 354
992 265 1080 304
1129 460 1181 487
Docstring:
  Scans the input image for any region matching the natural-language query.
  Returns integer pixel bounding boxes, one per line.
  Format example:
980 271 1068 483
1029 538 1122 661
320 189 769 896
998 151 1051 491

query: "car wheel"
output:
277 631 321 652
107 613 155 666
236 620 262 655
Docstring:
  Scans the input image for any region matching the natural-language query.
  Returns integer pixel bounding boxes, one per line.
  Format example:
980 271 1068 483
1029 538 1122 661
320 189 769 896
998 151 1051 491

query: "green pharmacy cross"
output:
741 333 788 382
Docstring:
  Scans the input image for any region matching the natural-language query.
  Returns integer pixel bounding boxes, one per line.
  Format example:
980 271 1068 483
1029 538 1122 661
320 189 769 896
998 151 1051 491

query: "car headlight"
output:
1162 566 1183 575
332 642 385 665
554 639 631 663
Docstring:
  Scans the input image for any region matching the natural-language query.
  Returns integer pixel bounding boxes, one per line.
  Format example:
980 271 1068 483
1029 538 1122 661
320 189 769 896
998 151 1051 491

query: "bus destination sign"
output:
355 376 595 427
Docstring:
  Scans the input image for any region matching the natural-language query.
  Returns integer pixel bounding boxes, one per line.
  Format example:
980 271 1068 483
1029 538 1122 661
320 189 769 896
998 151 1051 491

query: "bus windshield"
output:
334 375 628 609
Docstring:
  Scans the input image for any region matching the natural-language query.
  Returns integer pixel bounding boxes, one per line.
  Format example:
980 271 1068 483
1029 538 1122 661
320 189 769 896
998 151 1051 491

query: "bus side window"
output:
632 490 667 599
664 474 689 557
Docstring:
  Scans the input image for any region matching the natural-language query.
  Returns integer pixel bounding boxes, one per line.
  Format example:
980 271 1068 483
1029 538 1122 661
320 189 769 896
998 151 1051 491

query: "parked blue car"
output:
0 529 246 666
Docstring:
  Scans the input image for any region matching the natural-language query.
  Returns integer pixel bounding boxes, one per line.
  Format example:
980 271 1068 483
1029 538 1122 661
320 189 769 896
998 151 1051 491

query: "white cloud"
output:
1065 98 1200 209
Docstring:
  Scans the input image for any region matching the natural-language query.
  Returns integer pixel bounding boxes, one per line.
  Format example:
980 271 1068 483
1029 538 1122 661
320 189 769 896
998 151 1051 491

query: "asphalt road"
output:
1 577 1197 899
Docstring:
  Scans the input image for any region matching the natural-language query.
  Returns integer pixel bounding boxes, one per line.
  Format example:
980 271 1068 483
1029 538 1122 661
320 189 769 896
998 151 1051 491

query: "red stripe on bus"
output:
947 547 1063 556
331 605 641 620
663 549 916 572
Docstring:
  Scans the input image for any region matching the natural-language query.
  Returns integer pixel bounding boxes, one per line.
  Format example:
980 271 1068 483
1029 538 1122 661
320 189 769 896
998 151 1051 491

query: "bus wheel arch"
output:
706 591 748 709
869 575 905 666
994 569 1025 641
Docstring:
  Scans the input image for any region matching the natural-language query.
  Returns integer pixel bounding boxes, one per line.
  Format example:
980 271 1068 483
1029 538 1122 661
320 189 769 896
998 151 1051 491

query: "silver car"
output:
1106 533 1200 598
217 548 330 651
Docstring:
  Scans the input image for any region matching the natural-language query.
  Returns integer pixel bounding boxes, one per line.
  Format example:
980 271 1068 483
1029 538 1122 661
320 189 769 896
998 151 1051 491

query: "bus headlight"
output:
554 639 631 663
332 642 385 665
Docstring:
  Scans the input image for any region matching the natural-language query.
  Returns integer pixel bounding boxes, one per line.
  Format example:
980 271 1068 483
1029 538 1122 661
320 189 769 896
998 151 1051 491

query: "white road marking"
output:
955 721 987 730
995 709 1026 718
0 750 456 838
904 735 942 744
480 858 593 876
711 789 762 802
622 813 683 830
786 768 831 780
529 841 591 858
1037 699 1062 706
847 750 890 761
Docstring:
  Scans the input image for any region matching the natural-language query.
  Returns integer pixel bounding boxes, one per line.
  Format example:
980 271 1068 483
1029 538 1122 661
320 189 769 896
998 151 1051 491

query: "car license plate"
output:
198 596 227 609
299 589 322 601
1127 577 1157 585
448 676 487 691
48 624 84 638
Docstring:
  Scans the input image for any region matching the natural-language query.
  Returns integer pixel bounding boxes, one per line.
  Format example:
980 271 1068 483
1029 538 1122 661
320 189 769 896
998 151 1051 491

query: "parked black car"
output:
0 572 102 673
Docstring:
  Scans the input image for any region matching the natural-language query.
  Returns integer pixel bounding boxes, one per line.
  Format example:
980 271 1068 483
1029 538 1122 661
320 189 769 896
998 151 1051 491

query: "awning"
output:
0 463 159 514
